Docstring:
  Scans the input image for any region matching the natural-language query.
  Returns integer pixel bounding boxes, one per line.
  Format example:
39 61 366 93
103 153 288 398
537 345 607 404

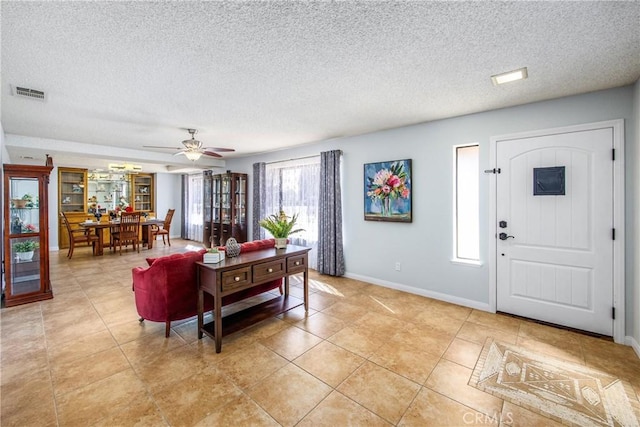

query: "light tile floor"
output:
2 239 640 426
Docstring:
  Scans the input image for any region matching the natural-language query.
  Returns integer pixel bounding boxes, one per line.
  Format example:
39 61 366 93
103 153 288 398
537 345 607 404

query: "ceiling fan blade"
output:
202 147 235 152
203 151 223 158
143 145 181 150
174 150 187 156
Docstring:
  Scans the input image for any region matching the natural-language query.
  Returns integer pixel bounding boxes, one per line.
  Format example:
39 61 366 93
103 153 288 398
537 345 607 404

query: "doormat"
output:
469 339 640 427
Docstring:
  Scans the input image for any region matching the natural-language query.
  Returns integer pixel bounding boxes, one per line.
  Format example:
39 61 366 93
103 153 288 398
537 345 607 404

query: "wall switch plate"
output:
395 262 401 271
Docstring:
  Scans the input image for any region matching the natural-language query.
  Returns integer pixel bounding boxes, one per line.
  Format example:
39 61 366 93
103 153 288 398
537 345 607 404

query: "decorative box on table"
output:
203 249 225 264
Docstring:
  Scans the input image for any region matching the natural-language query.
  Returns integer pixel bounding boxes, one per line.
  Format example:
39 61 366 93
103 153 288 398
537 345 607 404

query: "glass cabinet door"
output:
9 177 42 296
220 175 231 224
132 174 154 212
4 163 53 306
234 174 246 226
59 168 86 212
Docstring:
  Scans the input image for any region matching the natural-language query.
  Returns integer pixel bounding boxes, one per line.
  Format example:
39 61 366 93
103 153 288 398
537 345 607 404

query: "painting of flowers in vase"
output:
364 159 412 222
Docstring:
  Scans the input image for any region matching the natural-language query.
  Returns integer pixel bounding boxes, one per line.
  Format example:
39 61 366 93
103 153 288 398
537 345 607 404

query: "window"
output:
184 173 203 241
454 144 480 262
265 156 320 265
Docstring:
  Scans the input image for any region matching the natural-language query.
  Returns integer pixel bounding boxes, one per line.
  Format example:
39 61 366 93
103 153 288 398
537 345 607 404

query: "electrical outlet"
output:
395 261 401 271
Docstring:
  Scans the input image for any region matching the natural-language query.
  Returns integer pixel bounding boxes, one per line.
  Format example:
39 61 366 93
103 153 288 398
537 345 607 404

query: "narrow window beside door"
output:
454 144 480 262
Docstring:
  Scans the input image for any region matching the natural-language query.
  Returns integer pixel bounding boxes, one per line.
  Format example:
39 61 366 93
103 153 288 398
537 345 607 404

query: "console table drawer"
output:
253 259 286 283
221 267 251 292
287 255 307 274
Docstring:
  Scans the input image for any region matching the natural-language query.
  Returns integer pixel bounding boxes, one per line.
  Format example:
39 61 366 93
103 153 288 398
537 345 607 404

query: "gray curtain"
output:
252 162 266 240
317 150 345 275
180 174 188 239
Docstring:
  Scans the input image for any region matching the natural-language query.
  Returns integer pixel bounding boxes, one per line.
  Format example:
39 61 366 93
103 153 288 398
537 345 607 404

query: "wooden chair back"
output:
60 212 73 235
60 212 98 258
162 209 175 231
118 212 141 238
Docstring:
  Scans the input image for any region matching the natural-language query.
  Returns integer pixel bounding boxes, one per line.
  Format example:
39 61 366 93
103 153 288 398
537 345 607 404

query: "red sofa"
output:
132 239 283 337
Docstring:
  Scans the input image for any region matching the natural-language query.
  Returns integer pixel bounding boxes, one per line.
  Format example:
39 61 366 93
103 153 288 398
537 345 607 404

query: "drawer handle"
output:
267 268 273 273
234 277 240 282
294 261 300 266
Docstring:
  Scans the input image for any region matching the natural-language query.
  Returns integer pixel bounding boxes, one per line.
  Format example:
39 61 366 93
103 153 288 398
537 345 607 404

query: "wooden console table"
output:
197 245 311 353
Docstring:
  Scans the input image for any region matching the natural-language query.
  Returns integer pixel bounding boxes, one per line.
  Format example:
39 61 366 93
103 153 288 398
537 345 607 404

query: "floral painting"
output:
364 159 412 222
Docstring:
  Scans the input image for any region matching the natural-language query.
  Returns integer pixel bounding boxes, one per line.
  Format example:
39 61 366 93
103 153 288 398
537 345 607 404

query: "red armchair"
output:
132 239 283 337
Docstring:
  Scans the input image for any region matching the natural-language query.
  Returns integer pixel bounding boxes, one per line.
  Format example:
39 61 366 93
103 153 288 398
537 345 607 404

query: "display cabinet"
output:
4 164 54 306
131 173 154 212
59 167 87 213
58 167 88 249
203 171 247 247
86 171 129 213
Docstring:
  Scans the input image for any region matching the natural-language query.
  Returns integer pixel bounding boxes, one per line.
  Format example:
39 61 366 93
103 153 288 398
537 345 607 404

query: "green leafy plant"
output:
259 210 304 238
13 240 39 252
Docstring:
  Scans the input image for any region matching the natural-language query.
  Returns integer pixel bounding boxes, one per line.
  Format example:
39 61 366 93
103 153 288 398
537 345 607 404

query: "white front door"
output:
496 127 614 335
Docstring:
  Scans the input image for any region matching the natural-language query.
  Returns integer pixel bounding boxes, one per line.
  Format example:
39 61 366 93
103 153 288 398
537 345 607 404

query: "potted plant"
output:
13 240 39 261
259 210 304 249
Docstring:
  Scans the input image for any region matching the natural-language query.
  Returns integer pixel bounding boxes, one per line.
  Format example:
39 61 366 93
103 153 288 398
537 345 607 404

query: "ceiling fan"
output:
144 129 235 161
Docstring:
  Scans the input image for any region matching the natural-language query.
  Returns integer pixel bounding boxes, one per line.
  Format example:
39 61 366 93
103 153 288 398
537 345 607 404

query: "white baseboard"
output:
343 272 492 312
625 336 640 359
343 272 640 354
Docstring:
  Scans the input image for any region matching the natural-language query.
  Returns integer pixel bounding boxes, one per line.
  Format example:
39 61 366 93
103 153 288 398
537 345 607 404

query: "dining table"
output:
79 217 165 255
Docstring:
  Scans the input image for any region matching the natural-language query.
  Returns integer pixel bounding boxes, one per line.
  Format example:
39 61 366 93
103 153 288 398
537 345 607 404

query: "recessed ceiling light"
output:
491 67 528 86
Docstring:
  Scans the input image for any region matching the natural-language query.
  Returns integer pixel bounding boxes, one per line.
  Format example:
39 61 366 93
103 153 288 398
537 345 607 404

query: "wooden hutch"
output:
203 171 247 247
57 167 155 249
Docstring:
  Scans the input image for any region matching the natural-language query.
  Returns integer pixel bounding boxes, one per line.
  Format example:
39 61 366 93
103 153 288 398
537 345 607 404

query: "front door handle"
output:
499 233 515 241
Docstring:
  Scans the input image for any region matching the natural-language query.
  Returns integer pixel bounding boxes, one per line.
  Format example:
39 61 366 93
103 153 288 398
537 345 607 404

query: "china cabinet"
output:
58 167 89 249
58 169 155 248
59 167 87 213
3 164 54 306
131 173 154 212
203 171 247 246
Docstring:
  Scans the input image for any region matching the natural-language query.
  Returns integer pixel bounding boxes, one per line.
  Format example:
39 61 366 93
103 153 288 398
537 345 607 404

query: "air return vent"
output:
12 85 46 101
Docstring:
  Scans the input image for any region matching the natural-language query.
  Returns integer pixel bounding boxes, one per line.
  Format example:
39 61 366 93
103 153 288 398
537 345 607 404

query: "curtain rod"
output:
265 150 342 165
265 154 320 165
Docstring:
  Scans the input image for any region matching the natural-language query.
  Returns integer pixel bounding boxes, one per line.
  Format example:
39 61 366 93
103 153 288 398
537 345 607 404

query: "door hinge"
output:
484 168 501 174
612 148 615 161
612 228 616 240
612 307 616 320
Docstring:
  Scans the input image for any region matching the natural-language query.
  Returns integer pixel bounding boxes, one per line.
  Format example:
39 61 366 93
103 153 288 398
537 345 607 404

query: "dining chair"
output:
152 208 175 246
111 211 141 255
60 212 99 258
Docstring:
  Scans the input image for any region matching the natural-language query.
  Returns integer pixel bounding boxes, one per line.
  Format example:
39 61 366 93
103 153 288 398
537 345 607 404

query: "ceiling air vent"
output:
12 85 46 101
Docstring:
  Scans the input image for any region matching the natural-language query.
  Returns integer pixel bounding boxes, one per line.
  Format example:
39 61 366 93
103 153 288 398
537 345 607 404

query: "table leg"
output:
147 224 154 249
284 276 290 297
96 229 104 256
303 268 309 311
215 287 222 353
197 290 204 340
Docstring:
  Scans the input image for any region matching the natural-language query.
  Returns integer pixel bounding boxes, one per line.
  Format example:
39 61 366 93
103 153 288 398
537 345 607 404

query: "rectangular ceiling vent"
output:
12 85 46 101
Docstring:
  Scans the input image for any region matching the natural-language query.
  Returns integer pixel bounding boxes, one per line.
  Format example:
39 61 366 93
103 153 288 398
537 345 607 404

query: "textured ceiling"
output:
2 1 639 171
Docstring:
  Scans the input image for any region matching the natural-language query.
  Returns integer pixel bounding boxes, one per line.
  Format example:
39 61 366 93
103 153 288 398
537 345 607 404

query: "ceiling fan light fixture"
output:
184 151 202 161
491 67 528 86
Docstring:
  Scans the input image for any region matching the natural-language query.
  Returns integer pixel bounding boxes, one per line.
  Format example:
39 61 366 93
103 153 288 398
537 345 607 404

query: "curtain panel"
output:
317 150 345 276
265 156 320 267
183 173 203 241
252 162 266 241
181 174 188 239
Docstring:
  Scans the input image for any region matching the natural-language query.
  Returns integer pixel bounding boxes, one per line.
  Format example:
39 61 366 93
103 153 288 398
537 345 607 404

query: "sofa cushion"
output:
219 238 276 254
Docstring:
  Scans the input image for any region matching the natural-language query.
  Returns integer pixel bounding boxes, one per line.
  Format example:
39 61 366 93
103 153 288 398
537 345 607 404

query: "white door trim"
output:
488 119 625 343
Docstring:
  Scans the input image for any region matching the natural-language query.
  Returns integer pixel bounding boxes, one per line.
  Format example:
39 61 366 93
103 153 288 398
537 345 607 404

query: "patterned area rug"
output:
469 339 640 427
